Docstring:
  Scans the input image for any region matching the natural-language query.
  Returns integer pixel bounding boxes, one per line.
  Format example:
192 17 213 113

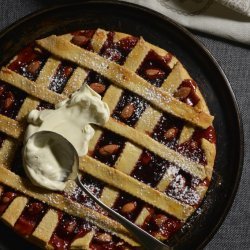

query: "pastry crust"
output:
104 118 206 179
80 156 194 220
37 35 213 129
0 68 65 105
0 165 138 246
0 114 23 139
0 28 216 249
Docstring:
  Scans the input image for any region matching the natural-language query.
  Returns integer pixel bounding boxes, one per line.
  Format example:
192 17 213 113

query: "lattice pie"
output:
0 29 216 249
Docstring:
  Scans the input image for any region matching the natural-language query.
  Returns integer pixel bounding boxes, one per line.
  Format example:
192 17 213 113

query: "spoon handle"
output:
77 175 173 250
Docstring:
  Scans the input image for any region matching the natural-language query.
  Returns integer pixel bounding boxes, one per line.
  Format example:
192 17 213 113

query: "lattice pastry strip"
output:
80 156 194 221
0 56 64 166
160 60 216 182
0 52 207 177
0 165 138 247
0 138 16 166
1 196 28 227
0 31 208 215
0 30 105 246
0 66 209 216
0 56 65 169
0 28 217 249
37 35 213 129
31 209 59 248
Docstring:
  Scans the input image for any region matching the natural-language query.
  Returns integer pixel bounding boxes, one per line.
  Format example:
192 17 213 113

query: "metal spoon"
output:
24 131 173 250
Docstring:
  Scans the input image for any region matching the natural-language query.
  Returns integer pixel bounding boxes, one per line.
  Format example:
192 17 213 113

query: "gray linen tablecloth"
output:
0 0 249 249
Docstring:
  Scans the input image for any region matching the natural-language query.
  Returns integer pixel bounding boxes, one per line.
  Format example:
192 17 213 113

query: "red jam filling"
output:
0 81 26 119
166 170 201 206
131 150 170 188
71 30 96 50
112 91 148 127
8 44 48 81
50 213 92 250
176 126 216 165
152 114 213 165
137 50 172 87
143 209 182 239
86 71 110 97
90 232 132 250
14 200 47 236
69 174 104 213
100 32 139 65
112 193 144 222
152 114 184 149
193 126 216 144
49 62 75 93
177 140 207 165
91 130 125 166
0 189 18 215
174 79 200 106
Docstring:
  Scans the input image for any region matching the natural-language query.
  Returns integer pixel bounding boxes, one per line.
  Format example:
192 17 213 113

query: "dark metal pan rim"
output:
0 1 244 249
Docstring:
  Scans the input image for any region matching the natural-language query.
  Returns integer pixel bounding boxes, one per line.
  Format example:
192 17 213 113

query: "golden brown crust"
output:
31 209 59 248
1 196 28 226
0 67 65 105
201 138 216 180
0 28 217 249
0 165 138 246
80 156 194 220
0 114 23 139
104 118 206 179
0 138 17 166
0 94 206 179
37 35 213 129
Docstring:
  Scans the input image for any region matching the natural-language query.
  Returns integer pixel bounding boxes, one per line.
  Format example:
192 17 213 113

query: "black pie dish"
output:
0 1 244 249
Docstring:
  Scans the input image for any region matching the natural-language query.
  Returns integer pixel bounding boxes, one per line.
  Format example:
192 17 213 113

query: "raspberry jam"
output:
112 192 144 222
8 44 48 81
0 81 26 119
14 200 47 236
0 188 18 215
69 174 104 213
112 90 148 127
50 213 92 250
91 130 126 166
100 32 139 65
131 150 170 188
166 170 201 206
137 50 172 87
49 62 75 93
86 71 110 97
71 30 96 50
143 209 182 239
152 114 184 149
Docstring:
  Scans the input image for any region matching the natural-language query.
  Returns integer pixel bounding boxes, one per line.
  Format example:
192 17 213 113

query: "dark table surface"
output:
0 0 249 249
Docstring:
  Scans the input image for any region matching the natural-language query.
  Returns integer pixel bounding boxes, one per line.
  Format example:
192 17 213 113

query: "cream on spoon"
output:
23 84 110 191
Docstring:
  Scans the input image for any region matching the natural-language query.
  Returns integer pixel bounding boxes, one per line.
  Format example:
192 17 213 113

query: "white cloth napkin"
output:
123 0 250 45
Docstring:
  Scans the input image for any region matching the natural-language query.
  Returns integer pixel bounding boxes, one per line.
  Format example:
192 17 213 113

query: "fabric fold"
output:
123 0 250 45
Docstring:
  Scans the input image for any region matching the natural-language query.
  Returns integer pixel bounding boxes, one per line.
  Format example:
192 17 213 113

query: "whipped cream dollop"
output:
23 84 110 191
